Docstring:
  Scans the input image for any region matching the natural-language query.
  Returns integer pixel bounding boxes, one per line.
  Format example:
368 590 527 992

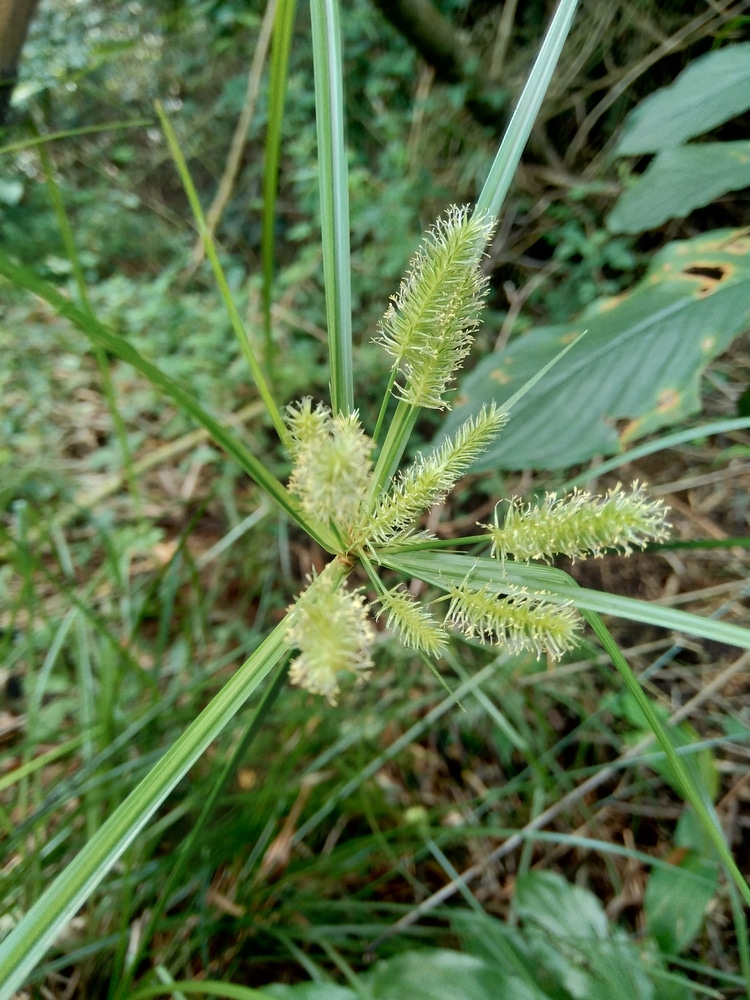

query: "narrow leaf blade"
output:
310 0 353 414
0 628 290 999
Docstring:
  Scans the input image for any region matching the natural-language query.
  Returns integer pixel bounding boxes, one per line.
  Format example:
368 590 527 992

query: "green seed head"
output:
376 206 495 410
286 573 375 704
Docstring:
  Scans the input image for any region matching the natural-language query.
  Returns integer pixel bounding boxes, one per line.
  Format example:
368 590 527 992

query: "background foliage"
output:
1 0 749 996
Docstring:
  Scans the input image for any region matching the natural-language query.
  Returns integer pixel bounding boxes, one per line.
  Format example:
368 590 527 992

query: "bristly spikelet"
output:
376 206 494 410
376 586 449 657
286 402 373 537
285 397 332 459
446 581 582 659
484 481 671 564
366 403 507 547
286 574 375 705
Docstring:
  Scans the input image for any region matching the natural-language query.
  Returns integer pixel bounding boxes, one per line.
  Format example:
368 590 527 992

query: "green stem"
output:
372 368 398 445
368 398 420 503
359 551 387 596
263 0 298 366
155 102 290 449
310 0 354 415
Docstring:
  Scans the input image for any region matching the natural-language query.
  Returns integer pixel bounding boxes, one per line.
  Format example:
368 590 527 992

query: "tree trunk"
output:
0 0 40 125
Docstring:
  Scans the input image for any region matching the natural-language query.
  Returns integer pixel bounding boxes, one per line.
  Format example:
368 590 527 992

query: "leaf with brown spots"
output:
443 229 750 470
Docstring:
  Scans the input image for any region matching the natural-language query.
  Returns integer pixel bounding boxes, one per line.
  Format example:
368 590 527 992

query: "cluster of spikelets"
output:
282 206 671 703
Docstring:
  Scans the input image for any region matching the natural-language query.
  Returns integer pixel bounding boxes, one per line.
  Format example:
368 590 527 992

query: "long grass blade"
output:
381 550 750 651
112 662 289 1000
310 0 354 414
129 982 278 999
262 0 298 358
155 102 289 447
475 0 579 220
561 416 750 490
0 624 290 999
0 119 152 156
36 136 139 507
585 610 750 908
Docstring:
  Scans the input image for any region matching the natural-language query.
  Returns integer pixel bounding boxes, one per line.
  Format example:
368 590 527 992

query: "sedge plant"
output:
1 0 750 994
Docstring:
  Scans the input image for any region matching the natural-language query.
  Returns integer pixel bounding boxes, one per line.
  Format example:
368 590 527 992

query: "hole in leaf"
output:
681 264 729 296
682 266 726 281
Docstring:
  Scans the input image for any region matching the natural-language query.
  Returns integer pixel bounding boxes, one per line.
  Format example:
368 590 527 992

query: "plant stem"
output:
156 101 291 449
310 0 354 415
372 368 398 445
368 397 420 503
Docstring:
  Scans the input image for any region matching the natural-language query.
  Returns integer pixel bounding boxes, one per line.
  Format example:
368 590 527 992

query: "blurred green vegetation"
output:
1 0 749 996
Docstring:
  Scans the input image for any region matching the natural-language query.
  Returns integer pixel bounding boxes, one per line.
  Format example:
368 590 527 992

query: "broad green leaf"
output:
449 912 555 996
452 906 693 1000
615 42 750 154
264 985 356 999
515 870 608 941
368 949 530 1000
607 142 750 234
443 228 750 470
524 929 657 1000
644 808 719 956
517 872 655 1000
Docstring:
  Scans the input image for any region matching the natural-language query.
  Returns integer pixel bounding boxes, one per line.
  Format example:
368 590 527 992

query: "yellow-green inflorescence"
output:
367 403 507 548
286 570 375 705
446 581 582 659
376 204 494 410
286 398 373 547
484 482 671 564
282 206 672 702
376 585 449 659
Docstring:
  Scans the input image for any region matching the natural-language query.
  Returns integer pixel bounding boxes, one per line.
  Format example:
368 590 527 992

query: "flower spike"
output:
286 401 373 541
446 581 582 659
376 206 495 410
484 481 671 564
286 573 375 705
280 207 672 704
367 403 507 547
376 586 449 658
